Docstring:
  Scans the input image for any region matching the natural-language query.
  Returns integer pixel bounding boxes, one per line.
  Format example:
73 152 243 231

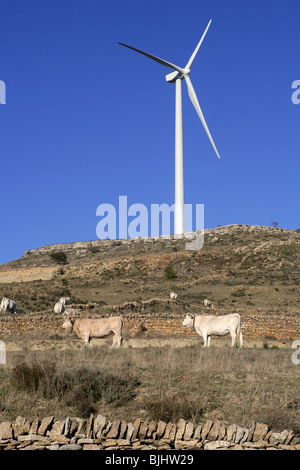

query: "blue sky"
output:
0 0 299 264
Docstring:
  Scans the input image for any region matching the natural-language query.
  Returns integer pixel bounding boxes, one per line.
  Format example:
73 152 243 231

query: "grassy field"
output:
0 225 299 434
0 338 299 433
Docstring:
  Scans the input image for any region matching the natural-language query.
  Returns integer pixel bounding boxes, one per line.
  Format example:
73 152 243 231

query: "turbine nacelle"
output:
165 68 190 83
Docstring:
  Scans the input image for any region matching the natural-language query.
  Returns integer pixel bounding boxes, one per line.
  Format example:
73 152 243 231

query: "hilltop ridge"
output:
0 224 299 318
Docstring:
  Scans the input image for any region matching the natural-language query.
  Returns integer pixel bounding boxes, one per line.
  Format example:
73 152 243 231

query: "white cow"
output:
54 301 65 314
0 297 16 314
60 297 70 305
182 313 243 348
170 292 178 300
203 299 214 308
62 316 123 348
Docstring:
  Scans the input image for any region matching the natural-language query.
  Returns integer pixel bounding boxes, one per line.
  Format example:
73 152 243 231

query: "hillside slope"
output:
0 225 299 318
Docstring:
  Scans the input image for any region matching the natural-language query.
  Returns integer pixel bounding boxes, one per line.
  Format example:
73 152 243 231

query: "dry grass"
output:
0 342 299 432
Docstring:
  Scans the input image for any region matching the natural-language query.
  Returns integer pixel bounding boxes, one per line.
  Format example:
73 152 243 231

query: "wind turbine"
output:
119 19 220 236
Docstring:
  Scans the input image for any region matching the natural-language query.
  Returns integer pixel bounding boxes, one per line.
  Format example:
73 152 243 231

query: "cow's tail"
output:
237 315 243 348
120 316 124 346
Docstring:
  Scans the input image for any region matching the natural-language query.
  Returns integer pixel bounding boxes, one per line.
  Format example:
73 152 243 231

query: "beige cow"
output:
182 313 243 348
62 316 123 348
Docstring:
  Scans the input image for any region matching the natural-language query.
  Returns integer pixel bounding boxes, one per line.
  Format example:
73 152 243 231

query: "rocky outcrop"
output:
23 224 300 257
0 415 299 450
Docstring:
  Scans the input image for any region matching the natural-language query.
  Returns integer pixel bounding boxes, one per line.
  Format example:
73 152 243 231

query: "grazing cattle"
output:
60 297 70 305
182 313 243 348
64 307 82 316
0 297 16 314
170 292 178 300
203 298 214 309
54 301 65 314
62 316 123 348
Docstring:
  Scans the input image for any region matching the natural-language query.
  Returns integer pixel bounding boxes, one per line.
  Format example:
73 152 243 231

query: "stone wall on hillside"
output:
0 309 299 340
0 414 299 450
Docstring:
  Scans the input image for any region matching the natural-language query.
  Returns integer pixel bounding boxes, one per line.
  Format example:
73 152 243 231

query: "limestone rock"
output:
131 419 141 440
14 416 31 437
0 422 14 440
175 439 200 450
75 418 87 435
253 422 269 442
48 420 65 440
119 421 128 440
208 420 225 441
234 426 248 444
59 444 82 450
106 420 120 439
175 419 186 440
18 434 46 442
204 440 231 450
29 417 40 435
138 421 149 440
201 420 213 440
83 444 101 450
64 417 72 437
94 415 106 437
156 421 166 438
86 414 94 438
146 421 157 438
193 424 202 440
125 423 135 440
162 422 177 443
269 430 290 445
242 440 268 449
102 439 118 448
38 416 54 436
183 422 194 441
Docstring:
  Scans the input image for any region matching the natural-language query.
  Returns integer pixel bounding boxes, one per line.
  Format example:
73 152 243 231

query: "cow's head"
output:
182 313 194 327
62 317 75 331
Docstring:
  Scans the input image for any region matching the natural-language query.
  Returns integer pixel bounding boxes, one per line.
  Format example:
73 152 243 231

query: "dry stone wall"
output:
0 414 299 450
0 309 299 340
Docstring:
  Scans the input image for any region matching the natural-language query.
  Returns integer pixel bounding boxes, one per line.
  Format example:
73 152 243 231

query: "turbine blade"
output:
118 42 184 74
185 19 212 69
185 76 220 159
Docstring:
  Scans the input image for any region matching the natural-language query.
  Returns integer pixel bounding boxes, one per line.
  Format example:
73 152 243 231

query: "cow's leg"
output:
230 331 236 347
207 336 211 348
113 336 121 348
203 332 208 347
83 333 91 347
112 335 121 348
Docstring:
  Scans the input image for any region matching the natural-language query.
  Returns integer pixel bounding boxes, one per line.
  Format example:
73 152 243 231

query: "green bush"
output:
49 251 68 265
164 266 177 279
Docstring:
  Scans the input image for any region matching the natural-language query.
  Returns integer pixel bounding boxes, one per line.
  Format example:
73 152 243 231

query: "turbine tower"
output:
119 19 220 236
